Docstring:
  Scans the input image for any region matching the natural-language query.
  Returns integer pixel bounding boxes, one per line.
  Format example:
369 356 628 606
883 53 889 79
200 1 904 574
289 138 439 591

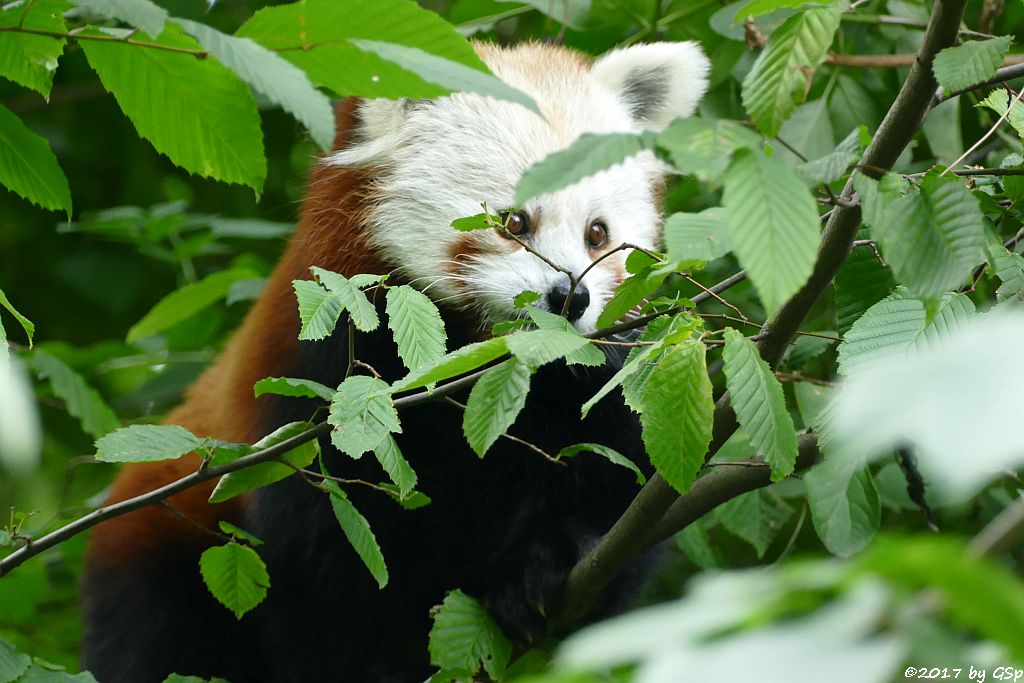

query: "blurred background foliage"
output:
1 0 1023 671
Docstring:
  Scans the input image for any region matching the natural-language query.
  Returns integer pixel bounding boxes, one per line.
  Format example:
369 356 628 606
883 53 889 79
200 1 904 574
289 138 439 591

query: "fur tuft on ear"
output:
325 98 412 167
591 42 710 131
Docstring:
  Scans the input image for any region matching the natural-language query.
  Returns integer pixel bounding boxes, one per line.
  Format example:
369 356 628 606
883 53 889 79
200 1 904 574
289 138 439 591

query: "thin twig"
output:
942 86 1024 176
0 25 209 57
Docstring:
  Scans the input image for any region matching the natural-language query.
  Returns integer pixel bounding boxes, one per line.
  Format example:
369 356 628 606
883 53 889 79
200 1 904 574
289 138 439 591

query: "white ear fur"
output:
591 42 710 131
325 99 409 167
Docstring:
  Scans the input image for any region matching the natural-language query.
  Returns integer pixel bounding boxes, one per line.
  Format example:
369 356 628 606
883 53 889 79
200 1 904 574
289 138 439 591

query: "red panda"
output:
80 41 709 683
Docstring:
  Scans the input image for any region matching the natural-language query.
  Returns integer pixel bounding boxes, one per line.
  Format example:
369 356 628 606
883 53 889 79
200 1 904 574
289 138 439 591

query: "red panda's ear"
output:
325 98 412 167
592 42 710 131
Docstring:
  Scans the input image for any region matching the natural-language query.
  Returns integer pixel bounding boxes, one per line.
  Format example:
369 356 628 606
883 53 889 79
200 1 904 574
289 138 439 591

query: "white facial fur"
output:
328 41 709 334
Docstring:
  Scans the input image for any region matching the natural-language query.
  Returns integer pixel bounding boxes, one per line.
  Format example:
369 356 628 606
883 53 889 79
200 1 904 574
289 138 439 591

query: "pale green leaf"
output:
95 424 201 463
873 176 987 297
353 39 539 116
293 279 342 341
386 285 447 372
505 328 591 370
372 434 417 497
525 306 605 366
580 344 658 418
173 19 334 152
741 7 841 137
723 148 820 314
558 442 646 484
462 357 532 457
514 132 653 205
734 0 814 19
218 521 262 546
16 666 98 682
987 243 1024 300
796 126 865 186
324 480 389 588
933 36 1012 92
977 88 1024 139
253 376 334 401
428 589 513 679
721 329 798 480
69 0 166 36
199 542 269 618
595 269 664 329
311 266 379 332
663 208 731 263
715 488 793 558
0 104 71 215
0 638 30 683
0 0 67 96
656 118 762 182
226 277 266 305
237 0 489 100
392 337 509 393
640 341 714 493
126 267 257 342
80 24 265 190
805 455 879 557
0 288 34 346
328 375 400 458
209 422 320 503
834 234 895 335
30 350 119 439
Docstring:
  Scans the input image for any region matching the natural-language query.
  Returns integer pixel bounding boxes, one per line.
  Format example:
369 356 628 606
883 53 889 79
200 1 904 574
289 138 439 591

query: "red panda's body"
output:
81 42 710 682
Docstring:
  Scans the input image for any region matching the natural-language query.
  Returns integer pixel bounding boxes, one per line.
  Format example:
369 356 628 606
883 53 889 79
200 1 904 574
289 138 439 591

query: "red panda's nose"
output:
547 281 590 322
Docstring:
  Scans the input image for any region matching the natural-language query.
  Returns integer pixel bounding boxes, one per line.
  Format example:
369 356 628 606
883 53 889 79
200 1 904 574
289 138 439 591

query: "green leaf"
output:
734 0 813 18
218 521 262 546
226 277 266 305
513 290 542 309
0 104 71 215
253 376 334 402
386 285 447 372
29 350 119 439
655 118 762 182
714 488 793 559
293 279 342 341
514 132 653 205
324 480 389 588
595 270 663 329
15 666 98 682
329 375 400 458
525 306 605 366
392 337 509 393
95 424 201 463
311 266 379 332
372 434 417 497
987 243 1024 300
580 344 658 418
126 267 257 342
505 328 592 370
933 36 1012 92
451 212 492 231
558 443 646 484
199 542 269 619
68 0 167 36
80 24 265 190
977 88 1024 139
0 0 67 96
0 288 34 346
208 422 320 503
872 176 987 298
796 126 865 186
163 675 229 683
236 0 490 100
639 341 714 493
663 208 731 263
805 455 879 557
741 7 841 137
723 148 820 314
462 357 532 457
721 329 798 480
428 589 513 679
0 637 30 683
352 39 538 116
172 19 334 152
834 235 895 335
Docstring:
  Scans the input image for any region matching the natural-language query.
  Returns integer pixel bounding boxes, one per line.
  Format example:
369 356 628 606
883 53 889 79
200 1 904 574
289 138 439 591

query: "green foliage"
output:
208 422 320 503
199 542 270 619
804 451 881 557
557 443 646 485
392 337 509 392
429 590 512 680
310 267 380 332
94 424 201 463
0 0 67 97
932 36 1012 92
28 350 118 439
0 105 71 216
462 358 532 457
0 638 31 683
252 377 334 402
386 285 447 372
328 376 401 458
977 88 1024 138
0 289 35 369
372 435 418 498
714 488 792 559
663 208 731 263
68 0 167 37
323 480 389 588
293 279 343 342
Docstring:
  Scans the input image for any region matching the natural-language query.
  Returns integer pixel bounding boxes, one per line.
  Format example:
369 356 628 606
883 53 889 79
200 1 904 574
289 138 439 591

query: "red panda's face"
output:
327 42 709 334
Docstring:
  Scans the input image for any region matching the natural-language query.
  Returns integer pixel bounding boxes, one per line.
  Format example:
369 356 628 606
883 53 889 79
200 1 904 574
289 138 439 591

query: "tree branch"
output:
934 61 1024 106
551 0 969 634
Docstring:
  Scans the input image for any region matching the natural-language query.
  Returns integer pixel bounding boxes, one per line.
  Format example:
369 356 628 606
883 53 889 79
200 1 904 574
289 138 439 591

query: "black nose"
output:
547 280 590 322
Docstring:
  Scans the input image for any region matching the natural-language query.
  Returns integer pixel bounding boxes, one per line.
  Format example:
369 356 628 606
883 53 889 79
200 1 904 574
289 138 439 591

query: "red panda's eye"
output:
586 221 608 249
500 210 530 238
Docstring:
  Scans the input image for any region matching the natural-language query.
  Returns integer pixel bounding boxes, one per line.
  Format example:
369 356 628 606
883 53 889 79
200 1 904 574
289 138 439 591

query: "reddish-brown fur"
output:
86 99 386 570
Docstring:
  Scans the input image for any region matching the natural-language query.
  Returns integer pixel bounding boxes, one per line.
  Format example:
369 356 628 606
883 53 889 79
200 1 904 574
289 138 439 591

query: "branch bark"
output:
551 0 969 633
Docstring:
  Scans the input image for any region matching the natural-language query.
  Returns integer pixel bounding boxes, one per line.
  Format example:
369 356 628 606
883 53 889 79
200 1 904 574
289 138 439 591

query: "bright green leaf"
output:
640 341 714 493
95 424 201 463
126 268 257 342
0 0 67 96
428 589 513 679
311 266 380 332
505 328 592 370
0 104 71 215
525 306 605 366
462 357 532 457
722 328 798 480
558 442 646 484
656 118 762 182
386 285 447 372
30 349 119 439
253 376 334 402
372 434 417 497
723 148 820 314
933 36 1012 92
663 208 731 263
977 88 1024 139
741 7 841 137
324 480 389 588
595 270 664 329
218 521 263 546
734 0 813 19
987 243 1024 300
0 288 34 346
209 422 320 503
293 279 342 341
329 375 400 458
199 542 269 619
80 24 266 190
392 337 509 393
69 0 167 36
451 212 492 231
